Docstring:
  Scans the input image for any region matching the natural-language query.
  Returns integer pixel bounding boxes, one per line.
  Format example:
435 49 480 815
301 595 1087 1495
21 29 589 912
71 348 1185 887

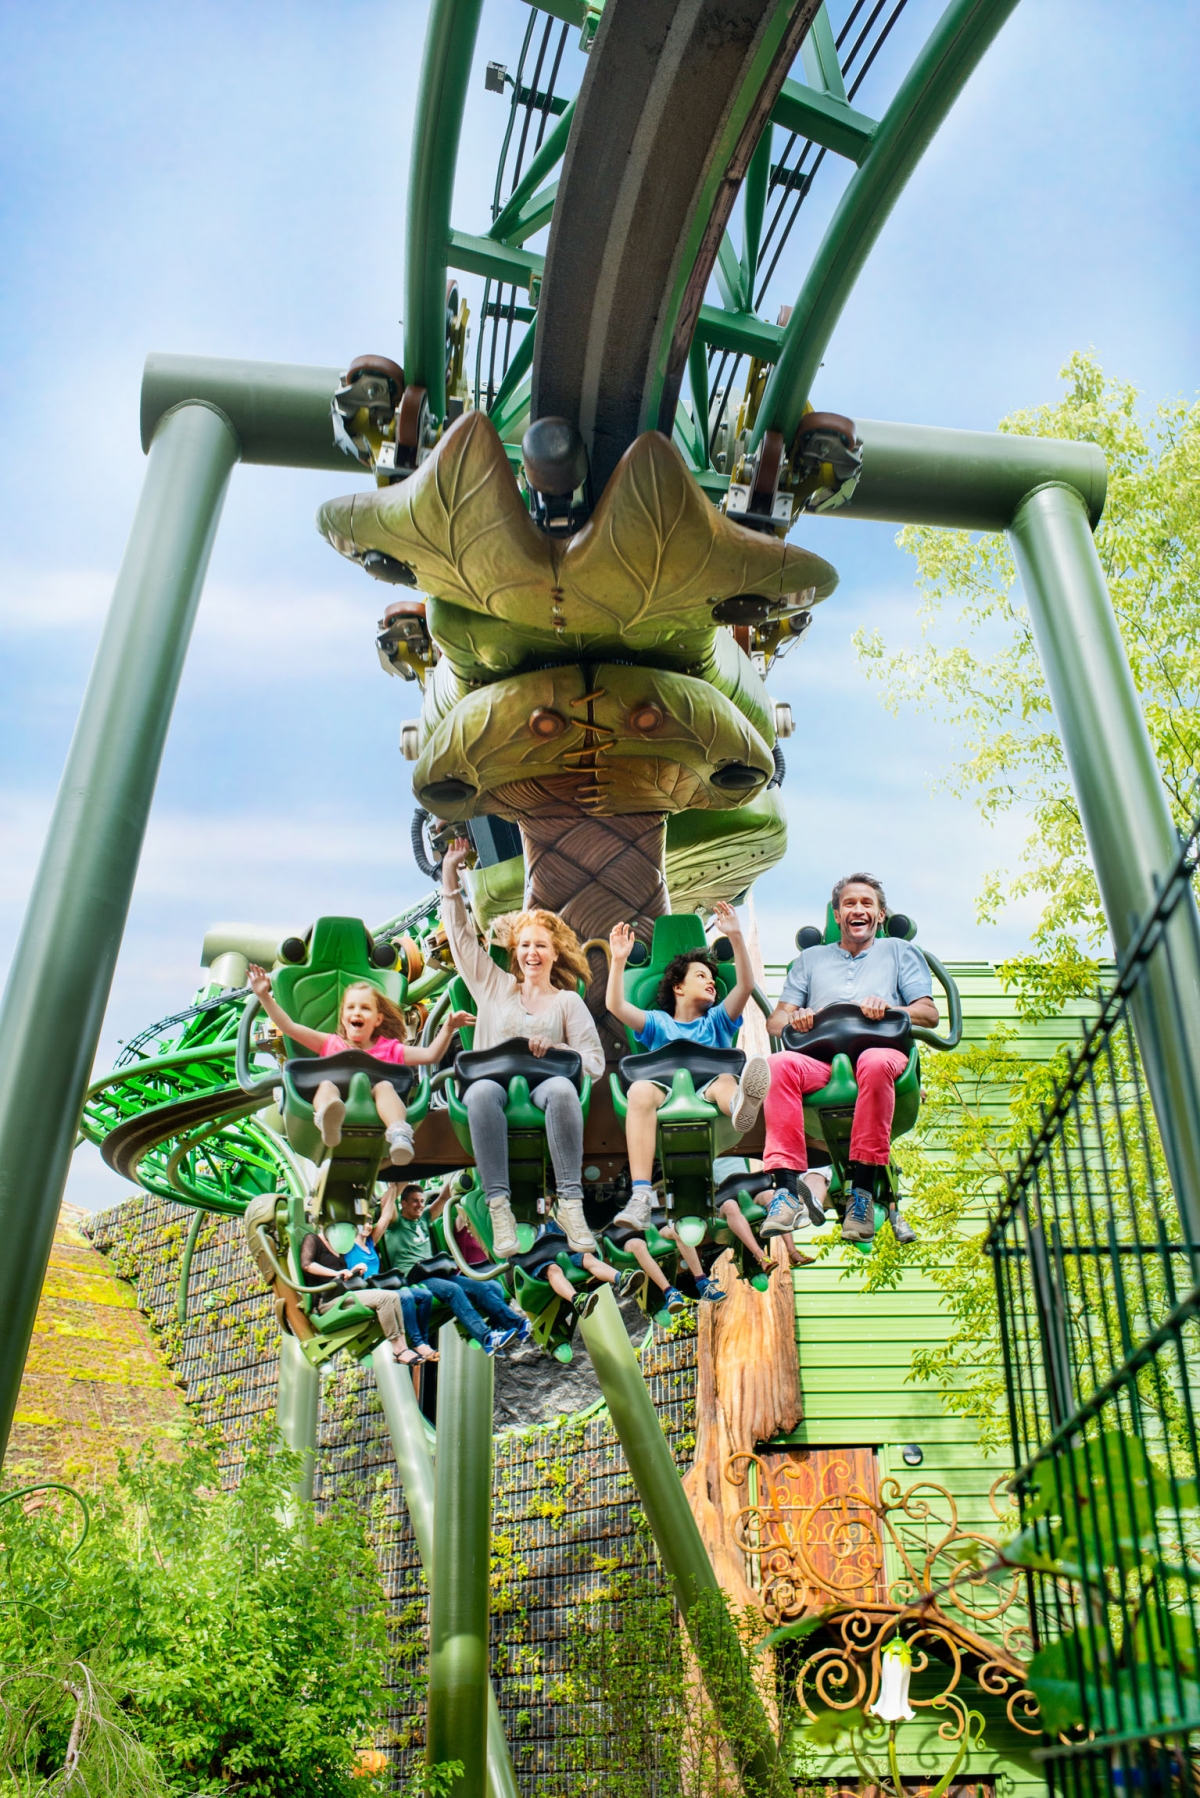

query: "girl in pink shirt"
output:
247 968 470 1164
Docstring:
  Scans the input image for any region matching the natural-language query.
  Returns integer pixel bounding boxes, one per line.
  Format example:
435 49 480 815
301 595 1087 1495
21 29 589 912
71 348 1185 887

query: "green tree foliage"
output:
855 351 1200 1015
0 1428 391 1797
841 355 1198 1440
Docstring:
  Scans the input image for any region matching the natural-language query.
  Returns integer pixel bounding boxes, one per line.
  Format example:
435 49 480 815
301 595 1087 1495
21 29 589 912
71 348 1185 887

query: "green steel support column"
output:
175 1207 204 1326
688 332 710 469
428 1327 493 1798
577 1289 780 1796
754 0 1020 447
741 125 772 304
0 401 238 1465
405 0 486 417
372 1346 518 1798
277 1333 320 1506
1009 484 1200 1240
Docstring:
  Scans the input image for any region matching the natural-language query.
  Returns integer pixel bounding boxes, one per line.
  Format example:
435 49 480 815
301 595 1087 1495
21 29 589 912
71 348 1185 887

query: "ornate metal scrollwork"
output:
727 1453 1042 1738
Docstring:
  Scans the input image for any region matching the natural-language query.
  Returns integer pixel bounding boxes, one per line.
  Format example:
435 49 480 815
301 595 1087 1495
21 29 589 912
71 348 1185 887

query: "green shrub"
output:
0 1426 391 1797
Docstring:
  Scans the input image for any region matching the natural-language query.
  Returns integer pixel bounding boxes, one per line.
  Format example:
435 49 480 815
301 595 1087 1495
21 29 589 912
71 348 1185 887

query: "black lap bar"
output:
455 1036 583 1093
403 1254 462 1285
712 1168 775 1211
780 1002 912 1066
285 1049 416 1101
617 1043 745 1092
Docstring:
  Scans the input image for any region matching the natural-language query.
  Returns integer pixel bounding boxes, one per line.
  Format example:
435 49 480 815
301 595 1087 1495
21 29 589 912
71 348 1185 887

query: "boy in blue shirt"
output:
605 902 774 1281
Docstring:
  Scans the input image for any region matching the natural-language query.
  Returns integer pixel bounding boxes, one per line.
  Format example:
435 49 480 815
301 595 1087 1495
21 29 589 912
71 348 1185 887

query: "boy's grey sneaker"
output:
798 1180 827 1228
612 1188 654 1232
761 1191 803 1238
889 1204 917 1246
573 1288 600 1318
553 1198 597 1253
841 1187 877 1243
483 1326 519 1355
730 1055 771 1133
487 1196 520 1259
618 1268 646 1299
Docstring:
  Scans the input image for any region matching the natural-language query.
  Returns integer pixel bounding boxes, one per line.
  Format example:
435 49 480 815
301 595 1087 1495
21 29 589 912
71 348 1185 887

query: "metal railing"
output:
986 791 1200 1795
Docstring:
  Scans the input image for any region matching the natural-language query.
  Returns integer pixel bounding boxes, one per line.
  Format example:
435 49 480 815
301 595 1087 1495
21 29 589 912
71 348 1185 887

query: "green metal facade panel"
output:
758 959 1075 1791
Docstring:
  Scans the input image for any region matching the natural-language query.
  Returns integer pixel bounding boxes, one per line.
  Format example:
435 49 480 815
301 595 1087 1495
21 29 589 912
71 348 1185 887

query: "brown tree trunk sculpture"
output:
683 1238 803 1611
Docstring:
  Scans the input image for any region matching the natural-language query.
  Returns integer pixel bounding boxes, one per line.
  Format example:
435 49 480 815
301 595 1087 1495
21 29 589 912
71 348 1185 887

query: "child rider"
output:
605 903 775 1279
248 965 470 1164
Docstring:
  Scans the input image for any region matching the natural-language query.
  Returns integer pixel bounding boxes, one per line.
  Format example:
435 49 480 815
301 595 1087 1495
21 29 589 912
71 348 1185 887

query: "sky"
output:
1 0 1196 1209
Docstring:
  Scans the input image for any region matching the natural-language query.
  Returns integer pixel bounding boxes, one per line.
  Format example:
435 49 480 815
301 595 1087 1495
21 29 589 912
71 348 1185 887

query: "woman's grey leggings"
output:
464 1075 584 1202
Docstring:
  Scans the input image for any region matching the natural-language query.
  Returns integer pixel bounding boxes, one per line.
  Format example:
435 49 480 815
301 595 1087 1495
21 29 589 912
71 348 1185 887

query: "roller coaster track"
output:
80 999 302 1216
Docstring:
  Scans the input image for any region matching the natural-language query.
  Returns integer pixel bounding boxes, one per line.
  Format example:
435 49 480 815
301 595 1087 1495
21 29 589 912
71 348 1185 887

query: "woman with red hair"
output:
442 838 604 1258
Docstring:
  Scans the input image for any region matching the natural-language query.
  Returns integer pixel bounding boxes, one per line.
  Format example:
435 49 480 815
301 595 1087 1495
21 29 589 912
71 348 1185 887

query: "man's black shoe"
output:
889 1205 917 1246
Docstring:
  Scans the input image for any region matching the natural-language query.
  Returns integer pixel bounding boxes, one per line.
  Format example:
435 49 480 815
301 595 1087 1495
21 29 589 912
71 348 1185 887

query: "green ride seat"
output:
609 914 746 1227
276 1189 386 1368
270 916 429 1186
442 973 592 1232
778 904 960 1254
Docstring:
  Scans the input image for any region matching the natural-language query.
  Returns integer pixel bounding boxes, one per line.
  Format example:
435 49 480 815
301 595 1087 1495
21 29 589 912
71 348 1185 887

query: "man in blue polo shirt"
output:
761 873 939 1246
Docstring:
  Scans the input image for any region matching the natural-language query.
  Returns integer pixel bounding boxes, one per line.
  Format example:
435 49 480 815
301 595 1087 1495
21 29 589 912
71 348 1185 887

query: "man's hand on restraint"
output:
859 995 888 1020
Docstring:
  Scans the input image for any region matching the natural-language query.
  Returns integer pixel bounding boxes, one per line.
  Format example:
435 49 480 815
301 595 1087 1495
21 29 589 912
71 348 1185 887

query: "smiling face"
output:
673 959 718 1015
834 881 885 953
400 1186 425 1220
516 923 558 984
339 982 384 1046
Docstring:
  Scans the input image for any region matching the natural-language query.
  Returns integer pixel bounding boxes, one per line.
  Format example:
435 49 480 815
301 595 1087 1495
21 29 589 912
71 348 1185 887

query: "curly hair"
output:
495 908 591 992
831 871 888 913
655 950 720 1017
340 980 405 1042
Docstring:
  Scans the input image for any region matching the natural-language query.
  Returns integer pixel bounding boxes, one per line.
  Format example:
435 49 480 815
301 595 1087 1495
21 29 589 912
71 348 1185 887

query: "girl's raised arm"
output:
246 965 330 1055
404 1010 476 1066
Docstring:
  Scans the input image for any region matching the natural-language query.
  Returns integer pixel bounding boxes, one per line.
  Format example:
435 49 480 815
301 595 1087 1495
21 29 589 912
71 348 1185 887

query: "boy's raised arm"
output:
606 923 648 1035
712 902 756 1021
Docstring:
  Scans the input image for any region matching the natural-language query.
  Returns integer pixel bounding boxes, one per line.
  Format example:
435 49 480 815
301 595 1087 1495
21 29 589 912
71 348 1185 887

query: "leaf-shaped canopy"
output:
318 410 837 651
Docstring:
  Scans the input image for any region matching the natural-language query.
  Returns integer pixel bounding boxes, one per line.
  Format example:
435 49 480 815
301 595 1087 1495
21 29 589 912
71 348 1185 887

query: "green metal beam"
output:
1009 485 1200 1242
576 1290 781 1796
837 418 1108 531
488 100 574 244
0 401 238 1465
487 318 536 431
142 354 346 472
770 79 877 161
447 229 543 294
490 180 558 248
277 1333 319 1507
372 1346 518 1798
800 2 845 97
428 1328 494 1798
754 0 1021 448
696 303 784 361
405 0 486 415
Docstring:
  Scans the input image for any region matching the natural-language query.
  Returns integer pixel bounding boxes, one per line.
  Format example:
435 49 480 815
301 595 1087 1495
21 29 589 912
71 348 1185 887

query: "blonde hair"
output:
340 980 405 1042
497 908 590 992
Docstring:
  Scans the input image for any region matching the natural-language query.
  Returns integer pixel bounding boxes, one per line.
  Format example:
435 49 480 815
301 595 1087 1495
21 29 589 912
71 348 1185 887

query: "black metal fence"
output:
987 796 1200 1796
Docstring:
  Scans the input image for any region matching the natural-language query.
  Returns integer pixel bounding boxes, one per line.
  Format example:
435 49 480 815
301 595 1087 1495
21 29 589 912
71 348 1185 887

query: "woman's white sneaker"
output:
554 1198 597 1253
488 1196 520 1258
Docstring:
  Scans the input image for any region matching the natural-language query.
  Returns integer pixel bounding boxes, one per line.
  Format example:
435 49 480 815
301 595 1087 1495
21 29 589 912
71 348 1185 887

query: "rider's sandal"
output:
415 1344 440 1361
394 1346 421 1364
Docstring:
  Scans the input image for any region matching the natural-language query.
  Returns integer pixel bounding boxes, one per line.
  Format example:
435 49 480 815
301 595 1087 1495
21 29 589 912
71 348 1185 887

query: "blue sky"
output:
1 0 1196 1208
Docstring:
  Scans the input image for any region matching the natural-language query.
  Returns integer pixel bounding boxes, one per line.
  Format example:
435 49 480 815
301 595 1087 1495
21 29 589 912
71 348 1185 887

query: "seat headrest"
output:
648 914 708 966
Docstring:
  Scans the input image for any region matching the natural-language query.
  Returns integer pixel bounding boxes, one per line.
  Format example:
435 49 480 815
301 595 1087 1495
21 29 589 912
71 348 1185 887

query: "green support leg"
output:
277 1333 320 1506
372 1345 518 1798
428 1328 494 1798
576 1288 781 1796
1010 482 1200 1240
0 401 239 1466
405 0 486 415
